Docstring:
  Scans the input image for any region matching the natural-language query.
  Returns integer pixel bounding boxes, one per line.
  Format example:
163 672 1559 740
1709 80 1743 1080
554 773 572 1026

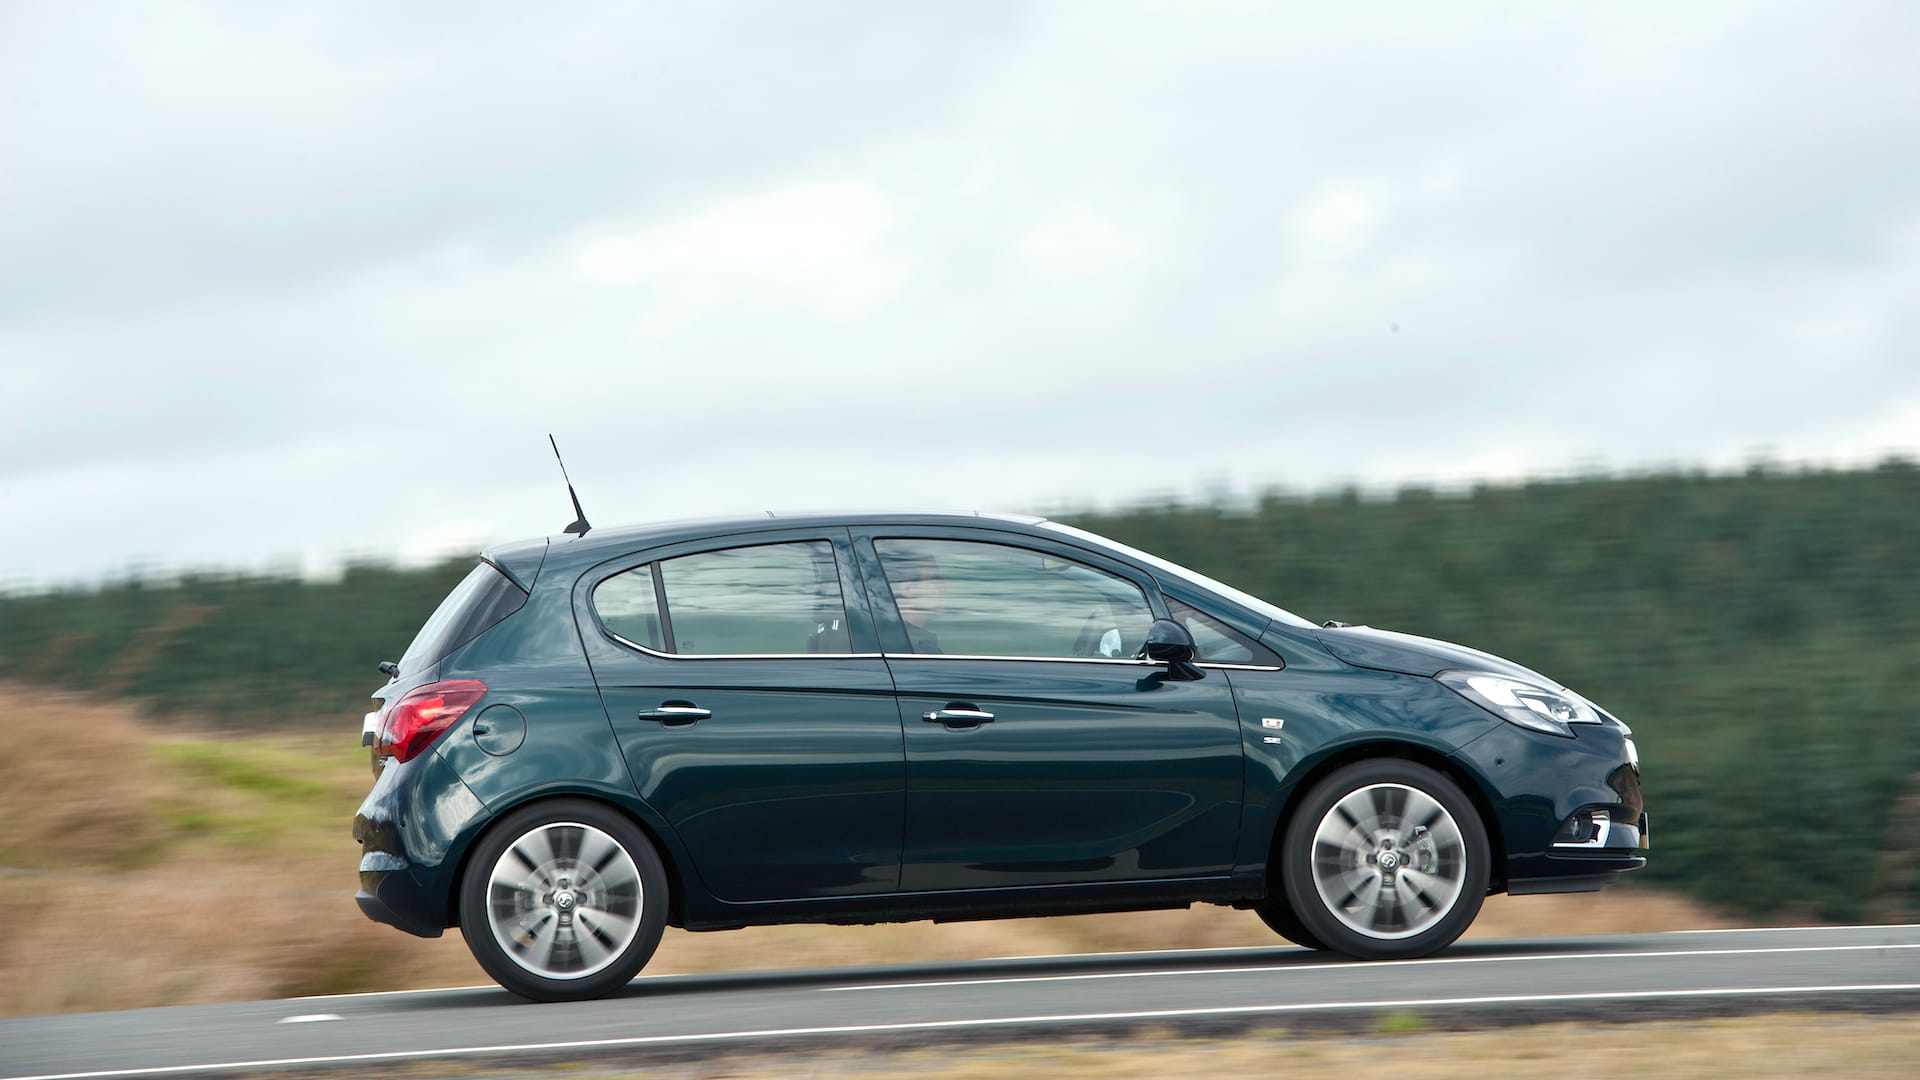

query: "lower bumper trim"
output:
356 884 444 938
1508 871 1623 896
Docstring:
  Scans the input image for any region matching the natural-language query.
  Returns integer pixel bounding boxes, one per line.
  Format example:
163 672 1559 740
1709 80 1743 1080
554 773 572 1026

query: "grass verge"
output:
252 1013 1920 1079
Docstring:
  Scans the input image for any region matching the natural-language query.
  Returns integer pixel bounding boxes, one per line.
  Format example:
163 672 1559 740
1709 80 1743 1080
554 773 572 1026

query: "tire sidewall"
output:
1254 894 1329 951
459 798 669 1002
1281 759 1490 960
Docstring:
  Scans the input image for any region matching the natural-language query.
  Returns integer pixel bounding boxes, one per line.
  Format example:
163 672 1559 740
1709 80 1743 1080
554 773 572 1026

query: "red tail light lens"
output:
378 679 488 763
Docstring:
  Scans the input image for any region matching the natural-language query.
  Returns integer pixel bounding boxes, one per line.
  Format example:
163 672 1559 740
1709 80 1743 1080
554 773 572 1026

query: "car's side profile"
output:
354 511 1646 1001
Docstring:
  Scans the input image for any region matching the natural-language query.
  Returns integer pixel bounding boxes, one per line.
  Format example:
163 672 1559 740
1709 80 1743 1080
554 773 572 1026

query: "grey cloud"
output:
1 0 1916 585
0 2 1026 329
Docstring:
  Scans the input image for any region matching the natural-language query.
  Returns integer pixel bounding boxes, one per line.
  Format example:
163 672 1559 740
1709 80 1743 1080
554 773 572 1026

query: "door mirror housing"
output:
1140 618 1203 681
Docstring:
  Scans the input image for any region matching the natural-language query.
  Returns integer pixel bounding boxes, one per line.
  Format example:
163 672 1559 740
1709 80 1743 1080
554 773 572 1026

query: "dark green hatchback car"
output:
354 511 1647 1001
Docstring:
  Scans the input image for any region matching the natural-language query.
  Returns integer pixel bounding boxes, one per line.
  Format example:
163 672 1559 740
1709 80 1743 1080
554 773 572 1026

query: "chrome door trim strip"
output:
603 632 1284 670
882 652 1160 666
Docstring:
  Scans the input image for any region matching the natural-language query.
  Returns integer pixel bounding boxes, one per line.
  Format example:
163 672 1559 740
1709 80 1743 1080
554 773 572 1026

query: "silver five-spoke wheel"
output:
1309 782 1466 940
460 799 668 1001
1281 760 1489 960
487 821 643 980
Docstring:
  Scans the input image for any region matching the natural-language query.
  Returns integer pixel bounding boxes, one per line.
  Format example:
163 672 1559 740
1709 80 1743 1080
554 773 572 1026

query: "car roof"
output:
567 509 1049 552
483 510 1053 587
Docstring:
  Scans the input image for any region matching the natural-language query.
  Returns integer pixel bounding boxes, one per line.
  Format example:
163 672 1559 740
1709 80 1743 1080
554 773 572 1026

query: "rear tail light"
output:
377 679 488 763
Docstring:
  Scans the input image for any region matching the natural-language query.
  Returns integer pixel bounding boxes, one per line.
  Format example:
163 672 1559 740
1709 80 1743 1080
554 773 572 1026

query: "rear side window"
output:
595 566 665 651
399 563 529 675
663 542 850 655
594 541 853 656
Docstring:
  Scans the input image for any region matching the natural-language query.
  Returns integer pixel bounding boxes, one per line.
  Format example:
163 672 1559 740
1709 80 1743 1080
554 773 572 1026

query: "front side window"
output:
657 541 851 655
874 539 1153 659
1167 596 1265 665
1037 520 1317 629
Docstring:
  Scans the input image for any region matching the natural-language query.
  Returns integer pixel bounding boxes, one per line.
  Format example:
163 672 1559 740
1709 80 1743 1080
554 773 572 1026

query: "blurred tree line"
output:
0 560 475 720
1 461 1914 922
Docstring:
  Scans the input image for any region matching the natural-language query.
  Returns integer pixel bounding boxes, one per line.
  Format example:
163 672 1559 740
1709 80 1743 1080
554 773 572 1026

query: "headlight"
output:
1437 670 1602 738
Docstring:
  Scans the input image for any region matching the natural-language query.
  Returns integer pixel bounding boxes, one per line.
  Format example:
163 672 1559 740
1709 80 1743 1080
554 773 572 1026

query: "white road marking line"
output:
287 984 494 1002
1665 923 1920 934
994 924 1916 963
820 943 1920 992
8 984 1918 1080
273 1015 342 1025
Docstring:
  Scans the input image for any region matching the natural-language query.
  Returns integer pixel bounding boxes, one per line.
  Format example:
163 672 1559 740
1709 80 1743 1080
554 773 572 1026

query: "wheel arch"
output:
1266 740 1509 894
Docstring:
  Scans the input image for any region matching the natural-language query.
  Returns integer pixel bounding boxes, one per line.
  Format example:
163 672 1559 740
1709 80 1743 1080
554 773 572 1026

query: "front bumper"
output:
1552 807 1648 851
1450 719 1647 892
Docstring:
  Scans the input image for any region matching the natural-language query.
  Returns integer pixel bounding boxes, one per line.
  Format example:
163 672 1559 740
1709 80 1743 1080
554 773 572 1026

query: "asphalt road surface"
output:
4 924 1917 1079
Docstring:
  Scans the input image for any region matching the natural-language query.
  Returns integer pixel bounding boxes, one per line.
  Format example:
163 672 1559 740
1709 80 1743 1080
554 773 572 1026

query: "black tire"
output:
458 798 669 1002
1280 759 1489 960
1254 892 1329 950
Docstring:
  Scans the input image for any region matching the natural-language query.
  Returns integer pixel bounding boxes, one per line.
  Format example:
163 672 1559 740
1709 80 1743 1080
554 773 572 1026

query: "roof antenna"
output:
548 434 592 537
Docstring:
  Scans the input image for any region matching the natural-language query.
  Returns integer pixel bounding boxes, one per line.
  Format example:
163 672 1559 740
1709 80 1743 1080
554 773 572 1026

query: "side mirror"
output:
1140 618 1203 681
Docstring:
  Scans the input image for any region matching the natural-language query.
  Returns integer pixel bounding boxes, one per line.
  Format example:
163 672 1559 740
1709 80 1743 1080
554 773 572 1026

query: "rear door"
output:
574 529 904 902
852 527 1244 892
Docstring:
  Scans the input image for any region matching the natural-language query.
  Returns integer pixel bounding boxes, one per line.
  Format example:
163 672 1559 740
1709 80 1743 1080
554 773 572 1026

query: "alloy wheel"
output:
485 821 644 980
1307 782 1468 941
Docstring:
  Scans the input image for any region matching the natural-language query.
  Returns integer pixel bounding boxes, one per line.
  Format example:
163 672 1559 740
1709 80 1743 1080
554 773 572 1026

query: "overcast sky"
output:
2 1 1916 587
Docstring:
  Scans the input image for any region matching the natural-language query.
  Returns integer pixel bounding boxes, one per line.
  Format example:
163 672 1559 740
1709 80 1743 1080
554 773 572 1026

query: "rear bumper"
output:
352 750 490 938
356 872 444 938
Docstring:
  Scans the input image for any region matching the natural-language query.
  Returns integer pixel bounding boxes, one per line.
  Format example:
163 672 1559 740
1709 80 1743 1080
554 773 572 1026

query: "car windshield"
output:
1038 521 1317 630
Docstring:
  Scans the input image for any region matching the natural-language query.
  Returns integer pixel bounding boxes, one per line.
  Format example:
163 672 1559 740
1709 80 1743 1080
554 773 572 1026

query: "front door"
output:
855 530 1244 892
576 531 904 903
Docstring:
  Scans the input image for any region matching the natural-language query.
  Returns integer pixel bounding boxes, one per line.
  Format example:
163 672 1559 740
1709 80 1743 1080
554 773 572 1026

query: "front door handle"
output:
638 703 710 726
923 706 995 728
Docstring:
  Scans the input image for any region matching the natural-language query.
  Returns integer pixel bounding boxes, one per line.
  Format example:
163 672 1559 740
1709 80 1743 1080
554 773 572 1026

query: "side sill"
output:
680 877 1254 931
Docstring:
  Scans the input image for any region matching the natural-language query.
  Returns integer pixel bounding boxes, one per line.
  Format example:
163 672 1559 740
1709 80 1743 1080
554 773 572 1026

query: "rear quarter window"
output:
398 562 529 675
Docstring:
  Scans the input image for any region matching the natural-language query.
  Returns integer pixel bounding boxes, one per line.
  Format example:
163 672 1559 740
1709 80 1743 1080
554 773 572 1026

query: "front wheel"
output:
458 799 668 1001
1280 760 1489 960
1253 892 1328 951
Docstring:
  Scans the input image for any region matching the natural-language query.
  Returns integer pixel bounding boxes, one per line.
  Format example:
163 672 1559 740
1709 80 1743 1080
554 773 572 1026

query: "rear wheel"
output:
459 799 668 1001
1281 760 1489 960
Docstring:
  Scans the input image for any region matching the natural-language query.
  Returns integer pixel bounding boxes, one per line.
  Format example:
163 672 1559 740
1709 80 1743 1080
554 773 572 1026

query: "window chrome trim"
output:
882 652 1160 666
605 629 881 661
602 633 1281 669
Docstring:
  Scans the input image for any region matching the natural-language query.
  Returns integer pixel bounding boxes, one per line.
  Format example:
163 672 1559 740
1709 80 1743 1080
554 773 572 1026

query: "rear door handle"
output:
923 706 995 728
637 703 710 726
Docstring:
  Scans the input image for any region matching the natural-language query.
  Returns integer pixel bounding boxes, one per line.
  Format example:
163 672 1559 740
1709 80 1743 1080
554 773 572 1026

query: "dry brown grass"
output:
0 685 1736 1018
0 684 171 872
